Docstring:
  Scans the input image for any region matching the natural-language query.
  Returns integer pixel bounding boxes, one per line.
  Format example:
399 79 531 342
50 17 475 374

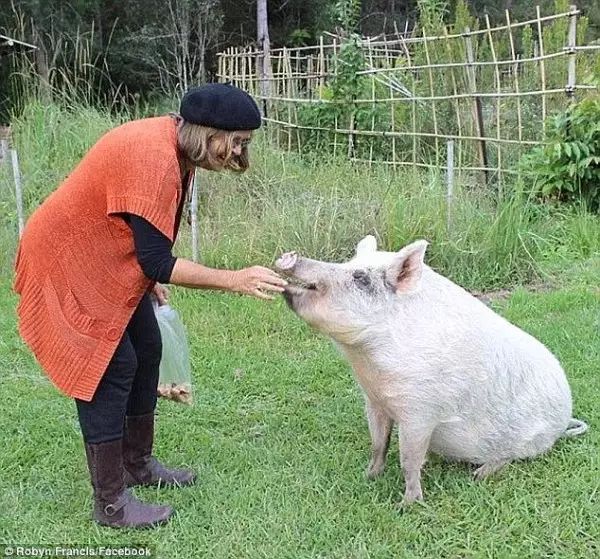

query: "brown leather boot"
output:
123 413 196 487
84 439 173 528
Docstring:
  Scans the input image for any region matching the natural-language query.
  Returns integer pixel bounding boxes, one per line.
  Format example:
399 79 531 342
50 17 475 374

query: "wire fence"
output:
218 5 600 185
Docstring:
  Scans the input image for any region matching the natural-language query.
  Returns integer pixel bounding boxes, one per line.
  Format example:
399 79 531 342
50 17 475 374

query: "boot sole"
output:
94 513 173 529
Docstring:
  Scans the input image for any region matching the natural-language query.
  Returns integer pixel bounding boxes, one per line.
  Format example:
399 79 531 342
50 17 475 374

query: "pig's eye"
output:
352 269 371 289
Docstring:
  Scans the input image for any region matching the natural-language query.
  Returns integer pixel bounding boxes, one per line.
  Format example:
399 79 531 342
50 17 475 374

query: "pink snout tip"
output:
276 251 298 271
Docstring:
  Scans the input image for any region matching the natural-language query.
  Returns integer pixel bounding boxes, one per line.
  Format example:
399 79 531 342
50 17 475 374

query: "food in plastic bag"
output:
153 302 193 405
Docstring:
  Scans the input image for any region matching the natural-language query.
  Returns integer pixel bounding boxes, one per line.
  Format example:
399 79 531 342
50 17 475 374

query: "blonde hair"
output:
174 116 250 172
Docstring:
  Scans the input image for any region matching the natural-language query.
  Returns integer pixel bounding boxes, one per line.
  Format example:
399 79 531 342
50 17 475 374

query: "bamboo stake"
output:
234 12 577 57
347 112 355 159
275 50 284 150
11 148 24 237
234 46 239 84
191 171 199 262
382 35 397 167
227 47 232 81
348 157 522 175
293 49 301 149
485 14 502 189
253 87 576 104
446 139 454 232
536 5 547 135
443 27 463 183
241 48 247 90
333 114 338 158
368 41 376 168
261 118 540 145
465 29 489 184
0 139 8 165
294 47 301 99
566 5 578 102
333 38 339 158
283 48 292 153
423 28 440 166
506 10 523 143
400 34 417 168
319 35 325 91
356 50 567 74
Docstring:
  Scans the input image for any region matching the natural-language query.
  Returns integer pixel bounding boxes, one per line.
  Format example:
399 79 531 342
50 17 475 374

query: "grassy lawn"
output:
0 257 598 559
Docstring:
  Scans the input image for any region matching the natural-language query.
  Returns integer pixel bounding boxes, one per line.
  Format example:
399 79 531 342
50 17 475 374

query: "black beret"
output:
179 83 262 131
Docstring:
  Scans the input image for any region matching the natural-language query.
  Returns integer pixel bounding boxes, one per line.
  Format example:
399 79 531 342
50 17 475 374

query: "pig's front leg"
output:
398 422 434 506
365 398 393 480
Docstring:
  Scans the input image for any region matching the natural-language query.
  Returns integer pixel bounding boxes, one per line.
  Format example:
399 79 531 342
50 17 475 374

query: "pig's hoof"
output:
398 494 425 510
473 461 507 481
365 464 385 480
398 489 424 508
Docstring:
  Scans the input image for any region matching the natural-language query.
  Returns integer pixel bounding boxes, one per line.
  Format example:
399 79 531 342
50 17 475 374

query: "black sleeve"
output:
123 214 178 284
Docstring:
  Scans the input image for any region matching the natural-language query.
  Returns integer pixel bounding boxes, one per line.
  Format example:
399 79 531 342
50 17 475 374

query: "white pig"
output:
275 237 588 505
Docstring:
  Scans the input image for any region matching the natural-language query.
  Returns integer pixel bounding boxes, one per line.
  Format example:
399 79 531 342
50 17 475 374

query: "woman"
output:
13 83 287 529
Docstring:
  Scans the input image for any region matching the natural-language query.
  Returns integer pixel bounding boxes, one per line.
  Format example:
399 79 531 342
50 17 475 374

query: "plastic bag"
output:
153 302 193 405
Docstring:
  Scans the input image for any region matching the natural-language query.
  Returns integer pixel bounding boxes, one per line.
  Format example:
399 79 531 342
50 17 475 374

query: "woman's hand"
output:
168 259 287 300
229 266 287 300
152 283 170 306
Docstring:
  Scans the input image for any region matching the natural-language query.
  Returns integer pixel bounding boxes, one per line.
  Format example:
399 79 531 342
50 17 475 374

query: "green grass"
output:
1 99 599 557
0 264 598 558
3 100 600 291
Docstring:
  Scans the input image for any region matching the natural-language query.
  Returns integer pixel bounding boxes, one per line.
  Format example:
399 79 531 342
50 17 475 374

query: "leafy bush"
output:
522 95 600 211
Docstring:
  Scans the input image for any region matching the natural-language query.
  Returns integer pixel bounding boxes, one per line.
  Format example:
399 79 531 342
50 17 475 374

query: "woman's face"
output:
231 131 252 157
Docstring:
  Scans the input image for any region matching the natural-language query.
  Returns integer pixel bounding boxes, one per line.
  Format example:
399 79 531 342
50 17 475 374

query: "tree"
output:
256 0 272 103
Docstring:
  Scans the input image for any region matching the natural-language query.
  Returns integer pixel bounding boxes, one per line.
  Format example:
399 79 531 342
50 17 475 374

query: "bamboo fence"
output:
217 5 600 184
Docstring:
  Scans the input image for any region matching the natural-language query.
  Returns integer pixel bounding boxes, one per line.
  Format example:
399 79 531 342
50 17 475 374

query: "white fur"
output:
278 237 587 504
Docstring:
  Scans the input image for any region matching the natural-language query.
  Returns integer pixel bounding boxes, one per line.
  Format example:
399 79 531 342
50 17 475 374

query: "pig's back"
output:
397 270 573 462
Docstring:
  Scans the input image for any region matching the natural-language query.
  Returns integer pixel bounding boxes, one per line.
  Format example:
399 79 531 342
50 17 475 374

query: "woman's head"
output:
177 83 261 172
176 120 252 172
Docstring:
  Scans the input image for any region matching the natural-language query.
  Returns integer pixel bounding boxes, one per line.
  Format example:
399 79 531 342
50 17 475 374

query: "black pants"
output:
75 293 162 443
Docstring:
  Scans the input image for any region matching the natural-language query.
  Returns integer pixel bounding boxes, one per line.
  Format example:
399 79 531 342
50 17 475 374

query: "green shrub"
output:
522 95 600 211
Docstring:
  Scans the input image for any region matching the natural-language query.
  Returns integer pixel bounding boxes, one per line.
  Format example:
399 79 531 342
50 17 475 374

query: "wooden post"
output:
465 29 489 185
566 5 578 102
11 148 24 237
190 171 199 263
446 139 454 232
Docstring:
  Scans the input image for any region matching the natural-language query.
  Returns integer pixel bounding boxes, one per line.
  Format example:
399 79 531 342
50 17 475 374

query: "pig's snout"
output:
275 251 298 272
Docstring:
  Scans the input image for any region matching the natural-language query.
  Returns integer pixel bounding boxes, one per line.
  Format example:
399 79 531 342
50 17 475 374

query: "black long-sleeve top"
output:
124 170 191 284
124 214 177 283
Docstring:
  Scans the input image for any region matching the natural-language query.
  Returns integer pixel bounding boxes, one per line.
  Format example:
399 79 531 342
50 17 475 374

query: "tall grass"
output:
1 100 599 290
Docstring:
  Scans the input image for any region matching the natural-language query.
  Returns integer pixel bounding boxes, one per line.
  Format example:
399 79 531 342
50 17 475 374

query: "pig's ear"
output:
385 240 428 294
356 235 377 256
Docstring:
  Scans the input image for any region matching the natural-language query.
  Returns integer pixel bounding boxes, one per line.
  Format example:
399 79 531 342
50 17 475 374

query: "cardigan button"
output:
106 327 121 342
126 296 138 308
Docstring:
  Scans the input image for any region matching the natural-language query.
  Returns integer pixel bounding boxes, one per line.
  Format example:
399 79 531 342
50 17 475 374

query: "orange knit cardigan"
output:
14 116 191 401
